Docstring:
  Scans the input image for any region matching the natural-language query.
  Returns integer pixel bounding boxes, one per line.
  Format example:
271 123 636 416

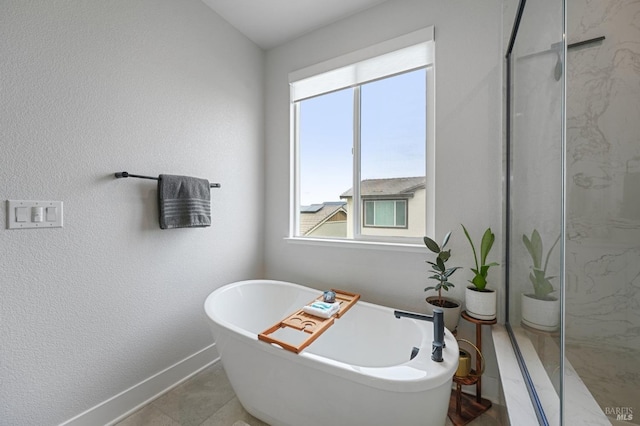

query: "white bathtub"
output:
204 280 458 426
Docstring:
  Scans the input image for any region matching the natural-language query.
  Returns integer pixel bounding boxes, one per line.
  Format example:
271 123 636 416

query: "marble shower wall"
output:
566 0 640 351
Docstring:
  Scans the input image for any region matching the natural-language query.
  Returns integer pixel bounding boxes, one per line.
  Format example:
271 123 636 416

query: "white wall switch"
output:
31 207 44 222
7 200 63 229
46 206 57 222
15 207 28 222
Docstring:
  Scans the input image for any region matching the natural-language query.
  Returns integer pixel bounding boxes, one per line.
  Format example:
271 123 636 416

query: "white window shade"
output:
290 27 434 102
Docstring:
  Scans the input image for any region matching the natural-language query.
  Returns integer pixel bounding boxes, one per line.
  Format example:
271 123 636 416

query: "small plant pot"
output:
465 286 497 320
455 348 472 377
425 296 462 332
521 293 560 331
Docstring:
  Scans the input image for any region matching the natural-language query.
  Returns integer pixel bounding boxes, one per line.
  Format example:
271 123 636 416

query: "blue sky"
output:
298 68 426 206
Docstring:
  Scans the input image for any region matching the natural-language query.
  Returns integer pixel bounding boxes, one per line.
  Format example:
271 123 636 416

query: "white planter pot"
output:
425 296 462 332
465 286 497 320
521 293 560 332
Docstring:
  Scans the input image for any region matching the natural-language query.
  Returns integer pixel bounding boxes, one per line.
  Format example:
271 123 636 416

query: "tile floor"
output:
116 362 503 426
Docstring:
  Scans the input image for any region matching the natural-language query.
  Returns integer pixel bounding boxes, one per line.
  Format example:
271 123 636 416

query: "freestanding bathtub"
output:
204 280 458 426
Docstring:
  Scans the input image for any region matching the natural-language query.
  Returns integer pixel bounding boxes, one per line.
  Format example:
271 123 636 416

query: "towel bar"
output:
114 172 221 188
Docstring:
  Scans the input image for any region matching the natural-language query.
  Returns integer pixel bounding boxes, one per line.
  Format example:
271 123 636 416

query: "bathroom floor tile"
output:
116 405 182 426
151 363 236 426
200 397 269 426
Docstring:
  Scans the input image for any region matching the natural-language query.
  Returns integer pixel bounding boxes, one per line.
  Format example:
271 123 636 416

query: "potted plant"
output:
521 230 561 331
423 232 463 331
462 225 499 320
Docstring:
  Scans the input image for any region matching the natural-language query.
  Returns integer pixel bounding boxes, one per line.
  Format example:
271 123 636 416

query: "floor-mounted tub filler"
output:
204 280 458 426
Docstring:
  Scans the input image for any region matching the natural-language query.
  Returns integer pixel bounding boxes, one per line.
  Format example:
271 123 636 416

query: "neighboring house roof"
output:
299 201 347 235
340 176 426 199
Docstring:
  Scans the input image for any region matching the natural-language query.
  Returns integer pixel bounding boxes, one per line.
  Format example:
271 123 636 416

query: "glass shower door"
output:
506 0 565 424
508 0 640 424
564 0 640 423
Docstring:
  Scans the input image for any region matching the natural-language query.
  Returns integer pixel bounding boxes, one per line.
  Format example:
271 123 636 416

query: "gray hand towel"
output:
158 174 211 229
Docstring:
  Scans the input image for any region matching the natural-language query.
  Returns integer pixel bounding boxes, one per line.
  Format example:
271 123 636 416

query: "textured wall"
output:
0 1 264 424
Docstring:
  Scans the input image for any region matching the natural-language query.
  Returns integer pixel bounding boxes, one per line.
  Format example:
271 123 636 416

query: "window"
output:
364 200 407 228
290 28 435 244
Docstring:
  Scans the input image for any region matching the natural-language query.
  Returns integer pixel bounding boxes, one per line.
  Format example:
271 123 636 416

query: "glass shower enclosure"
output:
506 0 640 424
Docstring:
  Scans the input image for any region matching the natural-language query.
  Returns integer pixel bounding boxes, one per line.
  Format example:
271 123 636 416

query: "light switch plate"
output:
7 200 63 229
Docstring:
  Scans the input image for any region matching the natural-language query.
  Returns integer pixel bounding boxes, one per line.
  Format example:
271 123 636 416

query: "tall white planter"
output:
465 286 497 320
425 296 462 332
521 293 560 331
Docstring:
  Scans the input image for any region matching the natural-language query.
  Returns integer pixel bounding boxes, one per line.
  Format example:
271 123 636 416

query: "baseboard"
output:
481 375 500 404
59 344 220 426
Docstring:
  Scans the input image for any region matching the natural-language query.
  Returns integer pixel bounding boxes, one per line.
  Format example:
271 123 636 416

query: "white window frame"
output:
288 27 436 247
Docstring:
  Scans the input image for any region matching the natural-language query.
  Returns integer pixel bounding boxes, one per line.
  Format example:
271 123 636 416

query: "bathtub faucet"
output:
394 309 445 362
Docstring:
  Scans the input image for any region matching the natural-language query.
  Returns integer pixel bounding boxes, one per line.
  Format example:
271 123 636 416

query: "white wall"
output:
264 0 503 398
0 1 264 424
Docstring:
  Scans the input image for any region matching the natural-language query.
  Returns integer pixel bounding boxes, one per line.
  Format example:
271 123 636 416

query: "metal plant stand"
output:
448 311 496 426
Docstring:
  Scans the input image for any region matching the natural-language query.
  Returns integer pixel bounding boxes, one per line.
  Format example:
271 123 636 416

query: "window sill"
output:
284 237 424 253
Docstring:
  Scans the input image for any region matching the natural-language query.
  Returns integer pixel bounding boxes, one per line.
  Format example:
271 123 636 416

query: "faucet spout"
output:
394 309 445 362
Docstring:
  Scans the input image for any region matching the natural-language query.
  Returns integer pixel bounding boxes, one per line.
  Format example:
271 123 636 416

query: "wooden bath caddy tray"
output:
258 289 360 354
